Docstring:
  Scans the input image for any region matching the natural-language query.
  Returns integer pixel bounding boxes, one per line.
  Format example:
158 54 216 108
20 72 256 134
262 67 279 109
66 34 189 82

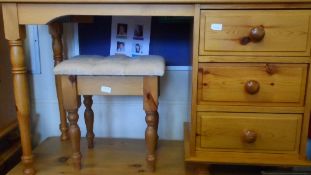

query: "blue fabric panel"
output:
79 16 112 56
149 17 192 66
78 16 192 66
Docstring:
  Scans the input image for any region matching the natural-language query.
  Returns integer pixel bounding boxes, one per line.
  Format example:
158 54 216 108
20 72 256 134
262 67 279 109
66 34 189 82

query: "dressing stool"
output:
54 55 165 171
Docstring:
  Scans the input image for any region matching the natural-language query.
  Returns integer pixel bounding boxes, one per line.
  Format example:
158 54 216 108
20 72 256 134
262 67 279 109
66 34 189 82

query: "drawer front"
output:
200 10 311 56
198 63 307 106
197 112 302 152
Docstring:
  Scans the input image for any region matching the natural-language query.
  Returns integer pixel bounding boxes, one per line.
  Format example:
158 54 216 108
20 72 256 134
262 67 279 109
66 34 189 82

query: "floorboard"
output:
7 137 266 175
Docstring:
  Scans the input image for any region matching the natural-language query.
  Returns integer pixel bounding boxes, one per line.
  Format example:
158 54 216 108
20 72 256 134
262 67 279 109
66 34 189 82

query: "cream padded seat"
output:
54 55 165 76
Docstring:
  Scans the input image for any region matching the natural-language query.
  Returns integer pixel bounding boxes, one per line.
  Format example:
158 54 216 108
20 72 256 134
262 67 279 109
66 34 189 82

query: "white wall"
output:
28 25 192 145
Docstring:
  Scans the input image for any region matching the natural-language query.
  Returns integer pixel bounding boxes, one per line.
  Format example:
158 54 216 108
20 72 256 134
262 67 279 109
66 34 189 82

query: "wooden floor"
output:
8 137 266 175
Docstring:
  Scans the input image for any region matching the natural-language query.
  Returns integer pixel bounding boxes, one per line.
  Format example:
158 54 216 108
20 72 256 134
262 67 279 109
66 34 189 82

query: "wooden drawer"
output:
197 63 308 106
197 112 302 152
199 10 311 56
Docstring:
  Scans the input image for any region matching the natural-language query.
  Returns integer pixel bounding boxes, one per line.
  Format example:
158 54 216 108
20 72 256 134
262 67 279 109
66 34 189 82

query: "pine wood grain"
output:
0 6 17 139
2 0 311 3
1 3 20 40
197 63 307 107
143 76 159 171
8 38 35 175
196 112 302 153
8 137 190 175
196 105 305 113
299 60 311 158
17 4 195 24
3 0 311 173
48 23 69 142
61 75 82 169
189 4 201 157
184 123 311 166
199 10 311 56
77 76 143 96
83 95 94 149
7 137 261 175
198 56 311 63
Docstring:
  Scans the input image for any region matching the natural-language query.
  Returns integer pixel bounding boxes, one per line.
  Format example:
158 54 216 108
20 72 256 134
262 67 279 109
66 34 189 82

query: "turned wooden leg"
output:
143 76 159 172
3 5 35 174
144 111 159 171
49 23 69 141
61 75 82 169
83 95 95 148
67 109 82 169
155 110 159 149
8 38 35 175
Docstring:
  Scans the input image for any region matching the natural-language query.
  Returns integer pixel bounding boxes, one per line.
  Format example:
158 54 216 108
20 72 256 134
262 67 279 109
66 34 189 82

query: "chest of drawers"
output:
185 5 311 167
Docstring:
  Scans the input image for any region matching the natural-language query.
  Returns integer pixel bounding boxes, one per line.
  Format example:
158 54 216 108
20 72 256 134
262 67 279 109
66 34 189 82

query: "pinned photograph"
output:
133 25 144 40
116 23 128 38
116 41 125 52
132 43 143 54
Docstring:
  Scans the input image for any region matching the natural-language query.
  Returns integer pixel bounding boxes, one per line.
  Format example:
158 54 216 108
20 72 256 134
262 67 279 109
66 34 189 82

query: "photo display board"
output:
110 16 152 57
78 16 193 66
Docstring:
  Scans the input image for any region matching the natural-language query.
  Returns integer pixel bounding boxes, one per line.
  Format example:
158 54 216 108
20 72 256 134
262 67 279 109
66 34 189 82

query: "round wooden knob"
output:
244 80 260 94
240 25 265 45
242 130 257 144
249 25 265 42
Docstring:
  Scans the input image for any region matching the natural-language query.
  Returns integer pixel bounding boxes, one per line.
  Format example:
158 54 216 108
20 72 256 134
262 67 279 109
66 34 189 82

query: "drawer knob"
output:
250 25 265 42
242 130 257 144
240 25 265 45
245 80 260 95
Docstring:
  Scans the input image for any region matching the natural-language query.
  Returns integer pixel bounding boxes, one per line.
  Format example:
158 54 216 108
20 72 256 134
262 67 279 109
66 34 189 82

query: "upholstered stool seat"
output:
54 55 165 76
54 55 165 172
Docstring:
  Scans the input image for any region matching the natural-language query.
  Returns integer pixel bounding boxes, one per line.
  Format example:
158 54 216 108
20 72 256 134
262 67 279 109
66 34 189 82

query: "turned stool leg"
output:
83 95 95 148
49 23 69 141
143 77 159 172
8 36 36 175
61 75 82 169
67 109 82 169
155 111 159 149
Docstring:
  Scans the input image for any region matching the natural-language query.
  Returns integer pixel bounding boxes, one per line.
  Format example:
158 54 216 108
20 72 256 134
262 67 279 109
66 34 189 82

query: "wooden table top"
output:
0 0 311 3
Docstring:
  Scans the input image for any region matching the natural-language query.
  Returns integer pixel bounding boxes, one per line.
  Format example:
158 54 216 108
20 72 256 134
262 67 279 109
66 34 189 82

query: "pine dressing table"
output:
2 0 311 174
